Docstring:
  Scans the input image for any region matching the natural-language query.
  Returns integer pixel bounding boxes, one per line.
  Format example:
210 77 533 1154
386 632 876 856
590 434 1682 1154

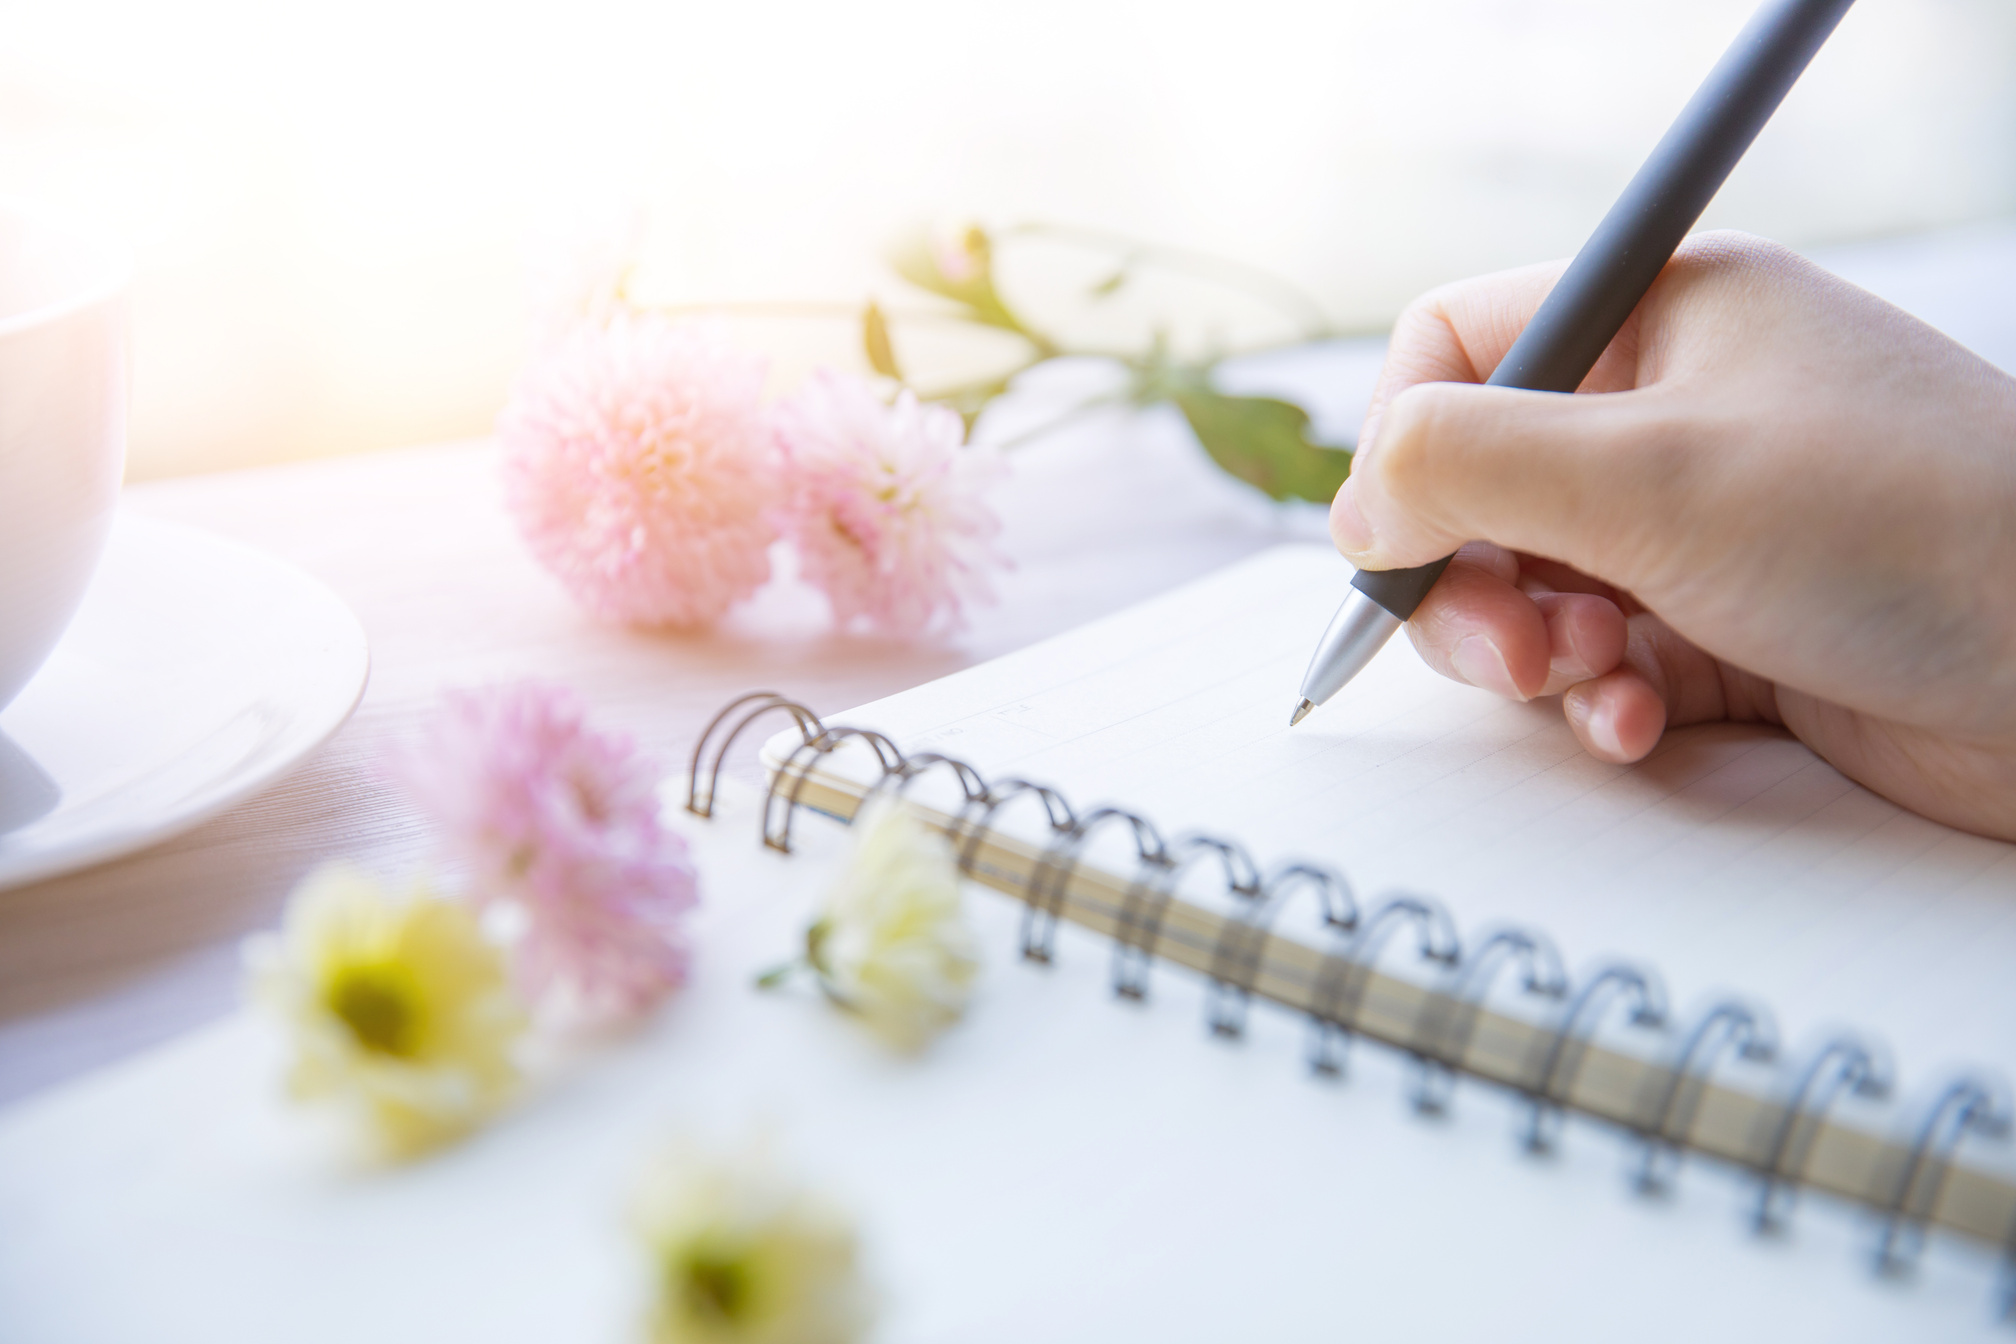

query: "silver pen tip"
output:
1289 698 1315 728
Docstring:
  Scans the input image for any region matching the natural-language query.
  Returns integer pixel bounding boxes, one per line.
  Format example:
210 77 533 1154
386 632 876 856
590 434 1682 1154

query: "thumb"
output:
1330 380 1678 585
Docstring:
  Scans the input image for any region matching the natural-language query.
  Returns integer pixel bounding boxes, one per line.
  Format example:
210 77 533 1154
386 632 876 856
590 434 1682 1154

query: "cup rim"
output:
0 199 133 341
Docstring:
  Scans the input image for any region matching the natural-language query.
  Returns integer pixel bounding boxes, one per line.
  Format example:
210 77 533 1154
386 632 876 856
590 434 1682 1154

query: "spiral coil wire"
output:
1306 896 1459 1080
1633 999 1777 1196
1522 963 1667 1154
1410 926 1566 1118
1112 834 1260 1003
1205 863 1358 1042
1751 1034 1893 1235
1873 1077 2011 1275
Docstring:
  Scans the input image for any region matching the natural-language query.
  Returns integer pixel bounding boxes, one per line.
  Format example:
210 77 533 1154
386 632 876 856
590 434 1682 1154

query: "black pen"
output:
1291 0 1857 727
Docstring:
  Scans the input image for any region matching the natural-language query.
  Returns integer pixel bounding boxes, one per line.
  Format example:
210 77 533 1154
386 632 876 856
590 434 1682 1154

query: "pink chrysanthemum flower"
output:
387 682 698 1023
770 371 1007 636
499 313 777 627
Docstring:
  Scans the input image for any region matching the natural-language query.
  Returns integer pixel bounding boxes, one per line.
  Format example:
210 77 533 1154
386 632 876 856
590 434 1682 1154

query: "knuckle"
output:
1390 287 1453 343
1369 384 1451 501
1669 231 1804 292
1369 383 1487 550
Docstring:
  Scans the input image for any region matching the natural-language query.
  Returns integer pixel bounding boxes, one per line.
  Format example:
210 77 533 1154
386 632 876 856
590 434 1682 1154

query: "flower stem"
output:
977 394 1127 452
754 961 801 990
1000 221 1337 340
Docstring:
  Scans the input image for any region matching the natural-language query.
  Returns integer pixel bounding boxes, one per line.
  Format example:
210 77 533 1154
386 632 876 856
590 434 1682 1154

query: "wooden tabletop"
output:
0 402 1333 1105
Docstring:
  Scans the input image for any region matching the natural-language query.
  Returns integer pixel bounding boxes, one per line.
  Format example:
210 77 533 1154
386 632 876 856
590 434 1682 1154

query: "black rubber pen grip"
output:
1350 0 1854 623
1352 555 1453 619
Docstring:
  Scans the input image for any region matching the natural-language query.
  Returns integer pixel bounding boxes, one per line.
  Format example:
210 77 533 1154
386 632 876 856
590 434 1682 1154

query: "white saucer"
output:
0 514 369 890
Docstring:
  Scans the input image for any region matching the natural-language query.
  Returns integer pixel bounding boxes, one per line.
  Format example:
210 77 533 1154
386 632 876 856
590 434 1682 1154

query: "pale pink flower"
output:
387 682 698 1023
770 372 1007 636
500 313 777 627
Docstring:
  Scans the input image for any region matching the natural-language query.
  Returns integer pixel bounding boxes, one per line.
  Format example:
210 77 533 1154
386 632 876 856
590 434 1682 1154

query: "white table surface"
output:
2 220 2011 1108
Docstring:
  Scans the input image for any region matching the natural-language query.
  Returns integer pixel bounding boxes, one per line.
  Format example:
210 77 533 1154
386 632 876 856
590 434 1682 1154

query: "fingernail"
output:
1566 685 1625 758
1588 700 1626 758
1451 635 1523 701
1330 478 1373 557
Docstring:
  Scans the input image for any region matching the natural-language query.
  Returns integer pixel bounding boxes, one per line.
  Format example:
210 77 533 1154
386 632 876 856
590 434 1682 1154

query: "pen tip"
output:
1289 698 1314 728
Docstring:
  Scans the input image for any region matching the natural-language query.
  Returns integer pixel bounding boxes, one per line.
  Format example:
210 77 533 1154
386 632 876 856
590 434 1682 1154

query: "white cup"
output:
0 204 130 712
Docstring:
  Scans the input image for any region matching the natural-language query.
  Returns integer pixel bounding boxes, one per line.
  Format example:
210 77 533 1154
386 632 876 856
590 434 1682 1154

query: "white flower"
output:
632 1139 872 1344
243 864 525 1158
807 795 980 1051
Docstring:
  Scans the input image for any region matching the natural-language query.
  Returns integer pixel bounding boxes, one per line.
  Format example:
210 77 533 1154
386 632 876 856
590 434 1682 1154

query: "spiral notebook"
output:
7 544 2016 1343
724 542 2016 1322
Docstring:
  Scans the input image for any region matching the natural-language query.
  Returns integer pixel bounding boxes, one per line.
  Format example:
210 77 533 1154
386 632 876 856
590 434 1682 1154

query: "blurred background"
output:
1 0 2011 481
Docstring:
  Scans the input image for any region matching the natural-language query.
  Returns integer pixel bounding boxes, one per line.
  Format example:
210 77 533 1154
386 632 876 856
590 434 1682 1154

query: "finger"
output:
1533 592 1628 696
1560 612 1783 762
1404 547 1552 701
1453 538 1520 584
1513 555 1631 605
1563 668 1669 762
1355 258 1647 463
1332 379 1680 583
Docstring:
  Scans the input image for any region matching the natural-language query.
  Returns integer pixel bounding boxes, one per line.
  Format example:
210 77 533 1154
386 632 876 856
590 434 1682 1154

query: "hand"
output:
1330 231 2016 840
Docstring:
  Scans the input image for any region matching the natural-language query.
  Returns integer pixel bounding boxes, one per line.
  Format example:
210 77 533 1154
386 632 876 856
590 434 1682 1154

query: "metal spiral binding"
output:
694 694 2016 1309
1409 926 1566 1118
1018 807 1165 965
949 778 1076 879
1102 843 1175 998
873 752 990 812
764 726 907 852
1872 1077 2011 1276
1633 999 1776 1196
1306 895 1460 1080
686 692 824 819
1522 963 1666 1155
1204 863 1358 1041
1751 1034 1892 1235
1110 835 1260 1002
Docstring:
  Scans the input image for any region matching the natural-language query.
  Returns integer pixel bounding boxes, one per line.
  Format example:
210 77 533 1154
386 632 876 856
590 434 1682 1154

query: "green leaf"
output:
862 301 902 380
1169 386 1353 504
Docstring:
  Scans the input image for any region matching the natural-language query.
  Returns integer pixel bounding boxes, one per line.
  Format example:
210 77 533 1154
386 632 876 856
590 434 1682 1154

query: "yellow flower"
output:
809 795 979 1051
244 863 524 1158
633 1139 872 1344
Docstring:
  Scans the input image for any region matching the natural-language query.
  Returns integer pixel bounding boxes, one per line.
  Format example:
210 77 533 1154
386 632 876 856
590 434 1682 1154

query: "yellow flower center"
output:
326 963 422 1058
677 1249 752 1323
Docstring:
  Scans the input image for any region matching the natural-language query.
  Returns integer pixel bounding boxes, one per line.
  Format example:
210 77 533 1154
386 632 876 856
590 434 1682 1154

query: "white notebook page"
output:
830 544 2016 1084
2 784 2007 1344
